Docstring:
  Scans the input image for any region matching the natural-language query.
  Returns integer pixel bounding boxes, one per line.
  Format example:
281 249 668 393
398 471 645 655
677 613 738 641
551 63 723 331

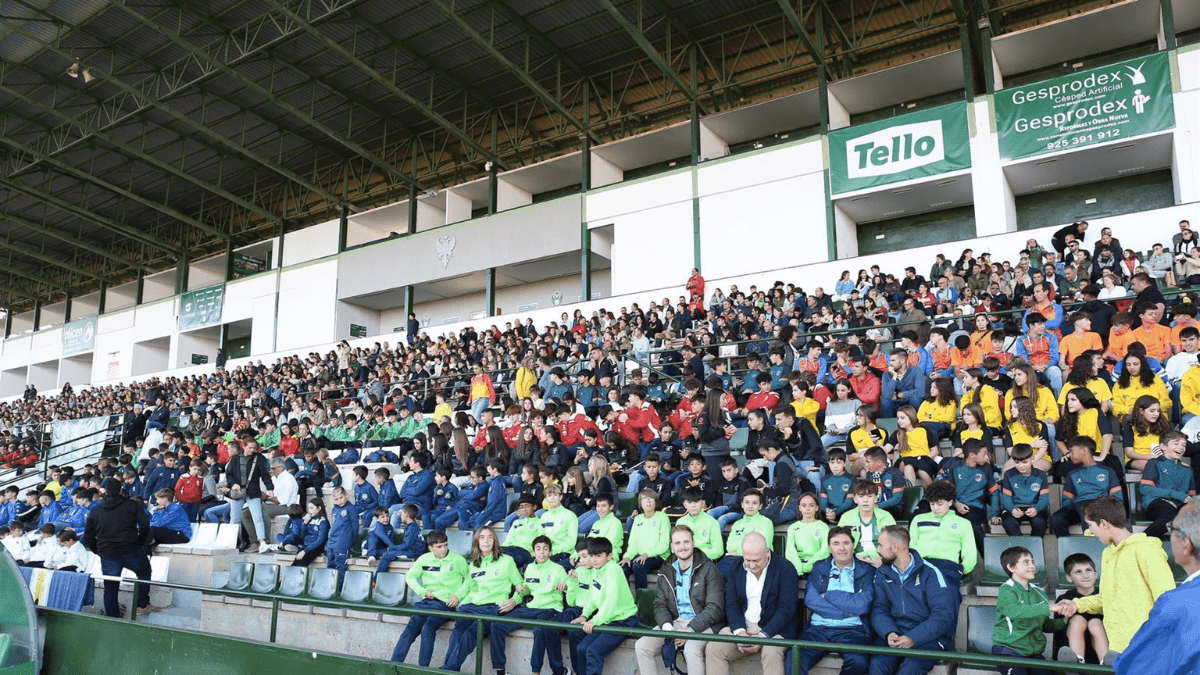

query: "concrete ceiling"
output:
835 173 974 223
1002 131 1173 194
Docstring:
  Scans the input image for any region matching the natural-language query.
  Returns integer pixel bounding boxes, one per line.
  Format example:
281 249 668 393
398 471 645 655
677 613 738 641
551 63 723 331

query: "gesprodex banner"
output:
995 52 1174 161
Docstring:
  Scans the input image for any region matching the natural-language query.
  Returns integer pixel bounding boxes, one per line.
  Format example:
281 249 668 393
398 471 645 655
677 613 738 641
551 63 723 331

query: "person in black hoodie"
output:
85 477 153 618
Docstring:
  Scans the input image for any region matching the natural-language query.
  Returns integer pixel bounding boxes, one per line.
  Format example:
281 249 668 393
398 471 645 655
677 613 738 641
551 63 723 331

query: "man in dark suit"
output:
705 532 798 675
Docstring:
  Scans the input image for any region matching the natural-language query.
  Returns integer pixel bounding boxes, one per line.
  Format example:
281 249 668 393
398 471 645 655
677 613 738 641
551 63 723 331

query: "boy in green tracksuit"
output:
993 545 1065 668
488 536 569 667
501 497 542 568
837 478 897 567
676 487 724 562
571 537 639 675
256 419 281 451
620 488 671 588
390 530 469 667
718 488 774 579
440 529 525 673
586 494 624 556
909 480 977 590
533 539 593 675
539 484 579 570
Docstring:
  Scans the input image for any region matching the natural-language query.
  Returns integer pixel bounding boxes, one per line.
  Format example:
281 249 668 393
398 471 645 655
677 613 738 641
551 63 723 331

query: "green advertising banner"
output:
996 52 1174 161
61 317 96 356
178 284 225 331
829 102 972 195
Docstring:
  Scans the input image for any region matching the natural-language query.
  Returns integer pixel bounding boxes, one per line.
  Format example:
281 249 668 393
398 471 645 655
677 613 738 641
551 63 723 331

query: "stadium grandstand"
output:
0 0 1199 674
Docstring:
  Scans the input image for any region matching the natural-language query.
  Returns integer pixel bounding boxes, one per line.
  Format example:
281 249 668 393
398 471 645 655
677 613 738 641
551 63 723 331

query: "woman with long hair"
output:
1112 353 1171 419
1055 387 1118 482
438 527 524 673
482 426 510 469
1010 363 1059 446
916 377 957 442
1058 350 1112 415
1122 395 1172 473
951 403 994 459
846 404 886 476
884 405 938 488
821 379 861 449
561 465 592 518
695 389 733 479
1003 397 1052 472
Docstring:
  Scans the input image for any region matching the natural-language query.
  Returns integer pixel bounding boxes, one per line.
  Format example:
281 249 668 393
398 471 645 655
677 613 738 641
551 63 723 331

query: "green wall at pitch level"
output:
39 608 417 675
856 206 977 256
225 336 252 359
1015 170 1174 232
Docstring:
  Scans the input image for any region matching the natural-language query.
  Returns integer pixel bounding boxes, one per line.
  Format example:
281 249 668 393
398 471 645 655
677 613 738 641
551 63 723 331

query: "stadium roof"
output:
0 0 1117 312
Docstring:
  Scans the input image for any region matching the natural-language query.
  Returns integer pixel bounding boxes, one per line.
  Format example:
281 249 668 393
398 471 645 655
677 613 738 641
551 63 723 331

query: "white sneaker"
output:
258 542 270 554
367 556 377 565
283 544 298 553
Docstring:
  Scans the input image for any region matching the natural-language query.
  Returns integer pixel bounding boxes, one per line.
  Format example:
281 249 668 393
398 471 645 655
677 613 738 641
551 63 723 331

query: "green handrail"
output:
94 574 1112 674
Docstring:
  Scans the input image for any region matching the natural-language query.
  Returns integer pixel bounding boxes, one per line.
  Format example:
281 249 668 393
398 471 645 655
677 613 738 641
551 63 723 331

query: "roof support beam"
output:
0 176 184 256
597 0 708 115
427 0 601 144
0 258 70 294
0 81 283 231
0 234 117 285
0 211 152 274
112 1 425 194
0 135 228 241
0 281 42 305
3 0 367 211
775 0 827 72
263 0 508 171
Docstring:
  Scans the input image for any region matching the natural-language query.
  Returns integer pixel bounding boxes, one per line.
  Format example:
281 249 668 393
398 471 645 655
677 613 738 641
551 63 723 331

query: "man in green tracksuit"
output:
533 539 593 675
540 484 579 570
909 480 977 590
676 486 725 562
993 544 1065 671
256 418 281 451
586 494 624 556
571 537 639 675
390 530 469 666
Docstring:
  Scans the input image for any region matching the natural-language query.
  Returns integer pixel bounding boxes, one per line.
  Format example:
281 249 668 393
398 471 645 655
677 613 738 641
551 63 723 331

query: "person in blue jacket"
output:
374 504 426 575
143 452 182 499
290 498 330 567
36 490 61 530
54 489 93 534
397 453 434 522
364 507 395 561
325 487 357 583
430 467 458 520
468 459 509 530
435 466 488 530
55 468 78 510
0 486 18 530
274 503 306 551
868 525 957 675
798 526 875 675
121 470 145 502
147 488 192 549
351 465 378 528
374 467 400 512
1115 505 1200 675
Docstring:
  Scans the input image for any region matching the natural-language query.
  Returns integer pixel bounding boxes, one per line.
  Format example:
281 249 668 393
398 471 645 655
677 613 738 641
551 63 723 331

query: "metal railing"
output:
88 574 1113 674
0 418 122 492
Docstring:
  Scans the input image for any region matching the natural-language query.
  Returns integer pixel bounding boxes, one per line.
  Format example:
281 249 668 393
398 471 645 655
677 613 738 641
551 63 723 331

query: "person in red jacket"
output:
848 356 881 409
617 386 661 460
686 268 705 305
173 459 205 522
556 405 600 448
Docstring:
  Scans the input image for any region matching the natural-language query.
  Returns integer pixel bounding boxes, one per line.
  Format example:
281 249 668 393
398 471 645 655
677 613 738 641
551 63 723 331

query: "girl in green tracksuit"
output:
619 488 671 588
439 527 524 673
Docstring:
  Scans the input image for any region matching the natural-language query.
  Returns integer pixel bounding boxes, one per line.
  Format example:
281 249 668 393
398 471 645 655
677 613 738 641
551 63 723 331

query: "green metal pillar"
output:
408 185 418 235
488 165 498 216
690 46 702 271
225 239 236 282
175 252 190 296
1161 0 1176 49
484 268 496 317
2 310 9 339
135 270 144 306
959 23 976 99
980 21 996 94
337 205 349 252
63 294 72 323
403 285 415 328
32 301 41 332
581 132 592 303
816 5 837 261
97 282 106 316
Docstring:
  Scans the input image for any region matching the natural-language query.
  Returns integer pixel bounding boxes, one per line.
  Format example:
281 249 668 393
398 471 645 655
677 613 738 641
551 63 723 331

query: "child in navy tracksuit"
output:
351 465 379 528
375 467 401 514
374 504 426 575
397 453 434 523
290 498 330 567
54 489 92 534
143 453 182 498
430 467 459 521
274 503 307 551
436 466 487 529
148 488 192 549
467 459 509 530
325 487 357 584
364 507 395 560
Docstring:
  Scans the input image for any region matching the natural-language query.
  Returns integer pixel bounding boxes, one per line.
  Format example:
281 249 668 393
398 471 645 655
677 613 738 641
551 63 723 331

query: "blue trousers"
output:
576 616 638 675
392 598 452 666
327 549 349 587
441 603 504 671
797 624 869 675
101 551 151 617
991 645 1052 675
375 547 416 576
622 556 663 589
531 607 582 675
868 637 947 675
502 546 532 569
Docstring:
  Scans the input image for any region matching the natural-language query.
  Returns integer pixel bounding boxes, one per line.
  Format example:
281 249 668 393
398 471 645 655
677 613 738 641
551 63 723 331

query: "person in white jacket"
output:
2 522 30 561
45 529 93 572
